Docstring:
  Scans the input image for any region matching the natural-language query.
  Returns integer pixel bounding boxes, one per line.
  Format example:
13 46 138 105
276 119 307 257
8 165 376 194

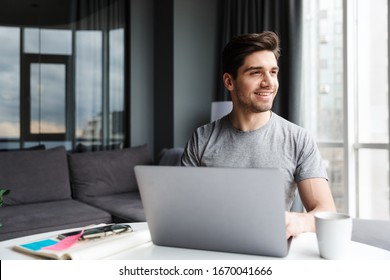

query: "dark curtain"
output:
217 0 303 124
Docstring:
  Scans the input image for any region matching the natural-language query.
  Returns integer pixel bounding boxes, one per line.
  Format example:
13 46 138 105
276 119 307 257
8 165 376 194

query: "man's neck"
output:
228 110 272 131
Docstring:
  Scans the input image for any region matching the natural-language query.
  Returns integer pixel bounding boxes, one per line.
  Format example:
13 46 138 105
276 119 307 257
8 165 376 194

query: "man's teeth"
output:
254 92 271 96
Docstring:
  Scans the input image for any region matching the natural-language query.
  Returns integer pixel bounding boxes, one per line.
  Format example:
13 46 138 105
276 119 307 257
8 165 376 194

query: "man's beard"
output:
235 90 274 113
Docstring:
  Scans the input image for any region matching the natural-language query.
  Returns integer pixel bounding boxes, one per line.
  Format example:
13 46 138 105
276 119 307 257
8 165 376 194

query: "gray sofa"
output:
0 145 183 241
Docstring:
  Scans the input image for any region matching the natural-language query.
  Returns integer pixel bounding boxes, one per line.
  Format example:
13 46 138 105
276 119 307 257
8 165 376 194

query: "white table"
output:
1 222 390 260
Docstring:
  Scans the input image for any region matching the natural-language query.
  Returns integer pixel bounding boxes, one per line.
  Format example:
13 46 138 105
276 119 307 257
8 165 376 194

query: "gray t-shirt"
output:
181 112 328 210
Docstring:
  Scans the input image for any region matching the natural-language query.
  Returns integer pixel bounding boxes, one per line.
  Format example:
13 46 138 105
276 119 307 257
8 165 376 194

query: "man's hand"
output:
285 211 314 239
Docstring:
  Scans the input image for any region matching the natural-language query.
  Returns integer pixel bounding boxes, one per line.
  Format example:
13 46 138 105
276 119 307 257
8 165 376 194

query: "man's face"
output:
225 50 279 113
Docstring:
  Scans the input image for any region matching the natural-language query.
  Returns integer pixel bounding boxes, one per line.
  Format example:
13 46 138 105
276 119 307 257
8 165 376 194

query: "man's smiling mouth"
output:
254 91 273 96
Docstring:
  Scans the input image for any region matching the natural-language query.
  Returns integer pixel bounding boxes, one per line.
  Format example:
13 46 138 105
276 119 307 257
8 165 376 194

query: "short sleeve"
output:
294 132 328 182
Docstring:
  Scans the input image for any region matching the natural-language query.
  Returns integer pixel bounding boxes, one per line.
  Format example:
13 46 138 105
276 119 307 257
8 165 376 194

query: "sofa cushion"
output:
68 144 153 199
157 147 184 166
0 146 71 206
77 192 146 222
0 199 112 241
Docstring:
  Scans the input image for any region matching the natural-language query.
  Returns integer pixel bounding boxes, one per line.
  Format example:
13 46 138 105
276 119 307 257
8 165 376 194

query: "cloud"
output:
0 122 19 137
0 120 88 139
30 120 65 134
0 120 67 137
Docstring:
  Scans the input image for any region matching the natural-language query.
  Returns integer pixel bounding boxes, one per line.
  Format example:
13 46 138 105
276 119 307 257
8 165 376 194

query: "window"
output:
0 0 128 151
302 0 389 219
0 27 20 148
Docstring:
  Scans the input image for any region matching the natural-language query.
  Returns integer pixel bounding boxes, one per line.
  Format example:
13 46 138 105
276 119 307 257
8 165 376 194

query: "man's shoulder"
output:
271 113 314 144
194 116 228 135
272 112 303 131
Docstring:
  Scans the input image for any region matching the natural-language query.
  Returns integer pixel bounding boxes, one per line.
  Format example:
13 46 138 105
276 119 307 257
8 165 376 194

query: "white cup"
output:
314 212 352 259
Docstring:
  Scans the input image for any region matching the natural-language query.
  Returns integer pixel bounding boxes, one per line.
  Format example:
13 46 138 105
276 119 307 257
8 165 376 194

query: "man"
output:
181 31 336 239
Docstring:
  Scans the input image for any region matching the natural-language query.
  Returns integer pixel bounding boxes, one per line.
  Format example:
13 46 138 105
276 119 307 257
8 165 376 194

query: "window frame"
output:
20 53 73 143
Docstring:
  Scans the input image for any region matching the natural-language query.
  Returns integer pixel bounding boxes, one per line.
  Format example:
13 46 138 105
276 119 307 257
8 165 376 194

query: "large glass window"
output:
109 29 125 143
358 149 389 219
0 0 127 151
355 0 389 219
24 28 72 55
302 0 345 212
303 0 390 219
75 31 103 143
30 63 66 134
356 0 388 144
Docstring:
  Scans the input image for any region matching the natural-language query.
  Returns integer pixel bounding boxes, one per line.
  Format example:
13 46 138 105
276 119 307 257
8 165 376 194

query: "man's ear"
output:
223 73 234 91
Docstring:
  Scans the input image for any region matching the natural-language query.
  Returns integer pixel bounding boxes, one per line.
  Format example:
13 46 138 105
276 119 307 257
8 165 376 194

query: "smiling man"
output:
181 32 336 238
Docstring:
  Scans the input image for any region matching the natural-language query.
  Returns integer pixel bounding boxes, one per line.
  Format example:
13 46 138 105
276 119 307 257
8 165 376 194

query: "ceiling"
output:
0 0 72 27
0 0 116 27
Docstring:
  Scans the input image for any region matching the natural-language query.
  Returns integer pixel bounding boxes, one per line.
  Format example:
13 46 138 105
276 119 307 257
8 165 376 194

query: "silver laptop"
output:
134 166 288 257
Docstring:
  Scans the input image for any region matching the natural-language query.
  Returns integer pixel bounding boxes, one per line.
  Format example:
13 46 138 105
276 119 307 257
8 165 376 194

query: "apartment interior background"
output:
0 0 389 221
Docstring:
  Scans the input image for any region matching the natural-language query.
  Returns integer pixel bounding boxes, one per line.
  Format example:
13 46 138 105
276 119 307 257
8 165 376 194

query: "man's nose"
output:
260 73 273 87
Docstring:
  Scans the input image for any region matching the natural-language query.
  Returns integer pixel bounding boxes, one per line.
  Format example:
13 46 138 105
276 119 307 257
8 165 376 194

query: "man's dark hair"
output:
222 31 280 79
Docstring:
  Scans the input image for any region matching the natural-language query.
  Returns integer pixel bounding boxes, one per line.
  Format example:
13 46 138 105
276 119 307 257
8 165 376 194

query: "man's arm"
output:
285 177 336 238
